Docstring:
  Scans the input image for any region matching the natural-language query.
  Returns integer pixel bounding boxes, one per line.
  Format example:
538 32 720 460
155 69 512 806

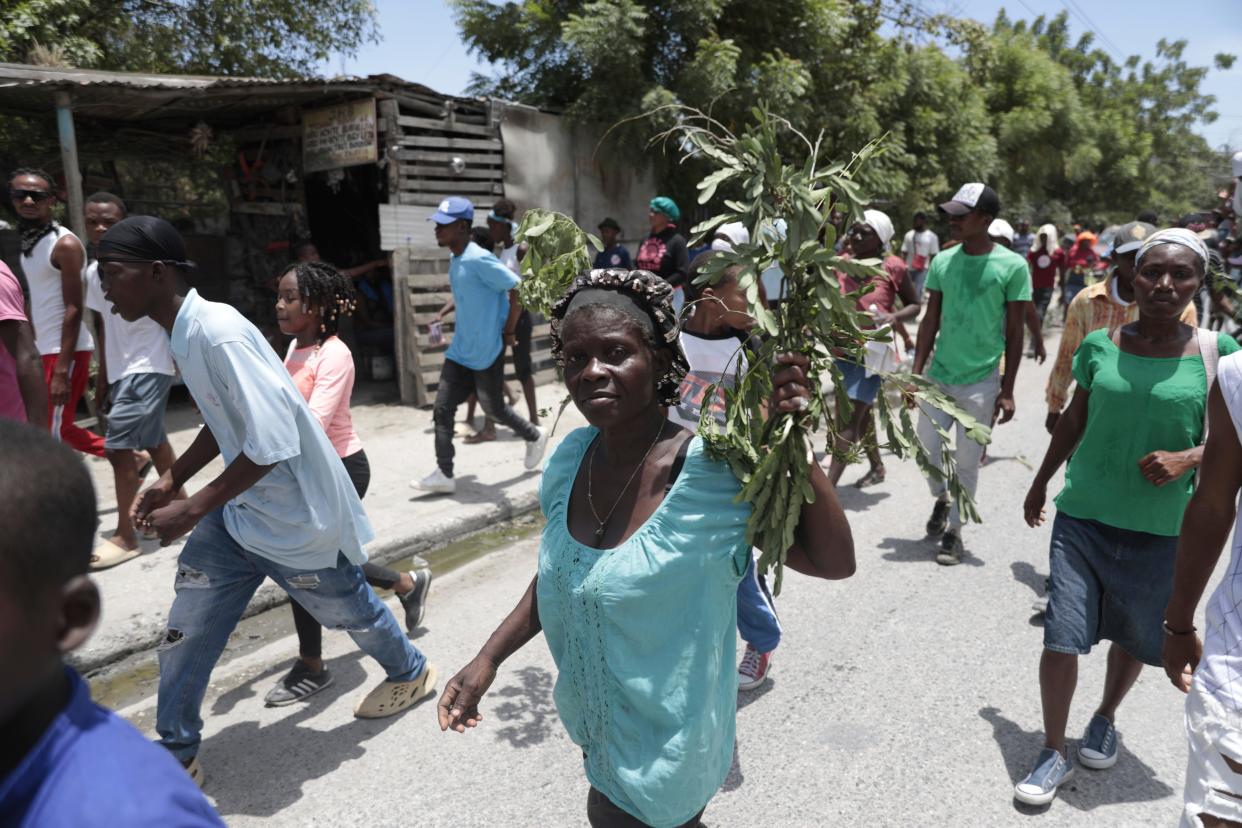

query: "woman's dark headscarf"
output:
550 268 689 406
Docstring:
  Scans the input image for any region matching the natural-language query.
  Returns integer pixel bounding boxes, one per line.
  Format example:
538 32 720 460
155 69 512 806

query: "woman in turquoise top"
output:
437 269 856 827
1014 229 1237 807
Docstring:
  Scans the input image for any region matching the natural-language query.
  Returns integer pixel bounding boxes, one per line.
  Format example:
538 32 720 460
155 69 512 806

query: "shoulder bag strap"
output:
1198 328 1220 443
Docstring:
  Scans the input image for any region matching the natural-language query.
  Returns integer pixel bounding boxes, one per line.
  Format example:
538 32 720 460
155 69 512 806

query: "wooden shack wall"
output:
387 95 556 406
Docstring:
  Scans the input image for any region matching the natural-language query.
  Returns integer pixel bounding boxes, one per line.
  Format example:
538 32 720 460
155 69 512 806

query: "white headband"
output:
1135 227 1208 270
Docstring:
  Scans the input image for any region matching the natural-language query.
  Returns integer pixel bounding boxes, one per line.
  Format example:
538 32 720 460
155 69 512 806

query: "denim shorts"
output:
105 372 172 450
834 358 882 405
1044 512 1178 666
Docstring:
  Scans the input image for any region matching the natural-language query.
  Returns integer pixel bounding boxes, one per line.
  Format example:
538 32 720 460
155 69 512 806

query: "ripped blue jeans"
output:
155 508 424 761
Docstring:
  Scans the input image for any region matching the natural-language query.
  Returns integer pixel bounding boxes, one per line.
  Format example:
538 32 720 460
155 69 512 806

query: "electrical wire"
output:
1057 0 1125 63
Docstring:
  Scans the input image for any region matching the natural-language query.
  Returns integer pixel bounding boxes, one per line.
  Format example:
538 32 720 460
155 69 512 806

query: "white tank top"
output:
21 225 93 355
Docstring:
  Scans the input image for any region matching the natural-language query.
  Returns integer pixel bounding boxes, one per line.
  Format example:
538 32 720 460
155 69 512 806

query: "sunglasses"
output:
10 188 52 202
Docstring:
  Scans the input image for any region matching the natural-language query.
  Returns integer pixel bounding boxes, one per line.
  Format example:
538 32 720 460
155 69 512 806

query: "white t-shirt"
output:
668 328 754 431
499 243 520 276
84 261 176 380
901 229 940 271
21 226 93 355
1197 351 1242 713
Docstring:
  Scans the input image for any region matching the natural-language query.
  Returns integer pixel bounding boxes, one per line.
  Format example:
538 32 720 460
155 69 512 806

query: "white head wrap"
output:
1135 227 1209 271
710 221 750 252
862 209 894 246
1034 224 1058 256
988 218 1014 244
1232 150 1242 178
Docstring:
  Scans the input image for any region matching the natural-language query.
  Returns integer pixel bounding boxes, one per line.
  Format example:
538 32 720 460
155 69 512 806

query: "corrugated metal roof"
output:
0 63 482 126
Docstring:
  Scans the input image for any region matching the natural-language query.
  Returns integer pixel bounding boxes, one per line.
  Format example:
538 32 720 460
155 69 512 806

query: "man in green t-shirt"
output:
912 183 1032 565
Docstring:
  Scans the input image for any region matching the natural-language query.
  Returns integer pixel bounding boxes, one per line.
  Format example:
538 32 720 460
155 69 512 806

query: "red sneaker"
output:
738 644 772 691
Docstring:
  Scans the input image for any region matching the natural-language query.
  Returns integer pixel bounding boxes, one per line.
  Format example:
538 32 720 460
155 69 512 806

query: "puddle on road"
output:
90 513 545 713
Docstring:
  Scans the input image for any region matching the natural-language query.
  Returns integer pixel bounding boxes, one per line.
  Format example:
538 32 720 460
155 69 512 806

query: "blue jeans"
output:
736 554 781 653
156 509 425 761
910 268 928 302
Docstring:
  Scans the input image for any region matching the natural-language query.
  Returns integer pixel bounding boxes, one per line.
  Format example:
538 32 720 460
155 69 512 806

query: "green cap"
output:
649 196 680 222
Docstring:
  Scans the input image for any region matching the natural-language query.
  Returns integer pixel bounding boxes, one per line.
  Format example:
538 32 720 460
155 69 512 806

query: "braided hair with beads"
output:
281 260 357 343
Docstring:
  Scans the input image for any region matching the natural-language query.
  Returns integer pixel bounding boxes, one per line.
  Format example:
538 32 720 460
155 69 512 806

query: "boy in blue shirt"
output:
412 197 548 495
0 419 223 826
96 217 437 783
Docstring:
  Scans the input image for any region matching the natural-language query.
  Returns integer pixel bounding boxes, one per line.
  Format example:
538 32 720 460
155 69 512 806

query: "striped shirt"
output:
1046 274 1198 413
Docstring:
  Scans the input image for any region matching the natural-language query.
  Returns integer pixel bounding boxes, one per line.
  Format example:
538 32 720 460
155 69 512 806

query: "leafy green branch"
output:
663 105 990 591
516 107 991 591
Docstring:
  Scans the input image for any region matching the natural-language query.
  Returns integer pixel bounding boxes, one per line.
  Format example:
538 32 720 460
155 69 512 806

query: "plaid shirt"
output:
1045 275 1198 413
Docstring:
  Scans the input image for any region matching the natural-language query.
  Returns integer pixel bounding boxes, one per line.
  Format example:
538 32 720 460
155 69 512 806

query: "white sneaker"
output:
524 426 549 470
411 468 456 493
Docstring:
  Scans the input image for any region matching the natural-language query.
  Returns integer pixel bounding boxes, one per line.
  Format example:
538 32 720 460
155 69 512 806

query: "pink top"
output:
838 254 908 328
0 262 29 422
284 336 364 458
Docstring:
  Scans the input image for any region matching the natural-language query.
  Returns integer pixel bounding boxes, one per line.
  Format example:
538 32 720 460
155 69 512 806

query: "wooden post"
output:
53 91 86 241
392 248 414 404
377 97 401 201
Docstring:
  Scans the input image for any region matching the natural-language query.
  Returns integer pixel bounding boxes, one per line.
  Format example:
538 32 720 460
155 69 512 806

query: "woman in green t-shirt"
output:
1014 229 1237 806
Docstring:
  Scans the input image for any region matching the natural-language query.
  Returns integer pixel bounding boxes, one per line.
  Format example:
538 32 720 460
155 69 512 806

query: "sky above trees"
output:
322 0 1241 151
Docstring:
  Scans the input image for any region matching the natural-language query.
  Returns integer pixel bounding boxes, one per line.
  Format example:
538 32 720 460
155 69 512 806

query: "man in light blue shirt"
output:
412 196 547 495
96 216 437 783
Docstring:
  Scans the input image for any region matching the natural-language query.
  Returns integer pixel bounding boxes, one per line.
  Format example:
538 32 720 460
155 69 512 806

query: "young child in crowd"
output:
0 419 223 826
264 260 433 706
668 254 781 691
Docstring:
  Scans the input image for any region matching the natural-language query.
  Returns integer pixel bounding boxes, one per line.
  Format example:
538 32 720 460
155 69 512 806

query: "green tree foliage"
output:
0 0 379 78
452 1 1233 225
986 11 1228 221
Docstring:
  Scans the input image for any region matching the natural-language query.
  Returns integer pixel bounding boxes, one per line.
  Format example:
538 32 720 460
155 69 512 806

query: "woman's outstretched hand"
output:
437 655 498 733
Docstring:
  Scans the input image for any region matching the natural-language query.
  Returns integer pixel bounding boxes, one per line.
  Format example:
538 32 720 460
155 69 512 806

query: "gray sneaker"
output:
1014 747 1074 805
1077 713 1118 769
397 567 433 632
936 530 963 566
265 659 333 706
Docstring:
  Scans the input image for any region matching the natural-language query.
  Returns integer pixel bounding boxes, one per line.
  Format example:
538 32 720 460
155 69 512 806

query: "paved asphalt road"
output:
111 338 1215 827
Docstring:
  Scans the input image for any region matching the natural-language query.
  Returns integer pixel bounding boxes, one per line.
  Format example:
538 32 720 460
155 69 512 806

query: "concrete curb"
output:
71 490 541 676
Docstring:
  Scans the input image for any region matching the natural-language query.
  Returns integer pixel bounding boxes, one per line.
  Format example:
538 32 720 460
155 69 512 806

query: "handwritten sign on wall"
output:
303 99 378 173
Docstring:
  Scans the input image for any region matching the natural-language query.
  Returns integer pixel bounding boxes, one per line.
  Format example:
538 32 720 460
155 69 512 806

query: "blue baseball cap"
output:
428 196 474 224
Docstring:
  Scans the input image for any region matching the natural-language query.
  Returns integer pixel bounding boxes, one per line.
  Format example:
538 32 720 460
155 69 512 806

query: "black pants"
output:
1032 287 1054 325
290 450 403 659
433 354 539 477
511 309 533 380
586 787 705 827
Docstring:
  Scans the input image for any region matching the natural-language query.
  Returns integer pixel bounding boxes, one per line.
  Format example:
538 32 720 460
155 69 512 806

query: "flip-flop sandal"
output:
354 663 438 719
854 468 886 488
91 539 141 570
463 431 497 444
